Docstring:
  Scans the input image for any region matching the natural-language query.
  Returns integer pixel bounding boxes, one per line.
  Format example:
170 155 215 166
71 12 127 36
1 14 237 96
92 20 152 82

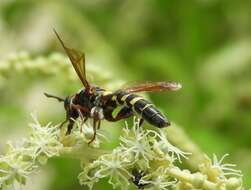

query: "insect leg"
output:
97 118 101 129
88 119 100 145
59 107 72 134
139 118 144 127
71 104 89 113
80 117 88 133
77 109 88 123
105 107 134 121
59 120 67 129
66 118 74 135
116 107 134 120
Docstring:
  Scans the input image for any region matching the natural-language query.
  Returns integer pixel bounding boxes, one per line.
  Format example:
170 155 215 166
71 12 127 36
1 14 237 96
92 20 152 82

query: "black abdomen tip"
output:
162 120 171 128
151 114 171 128
141 108 170 128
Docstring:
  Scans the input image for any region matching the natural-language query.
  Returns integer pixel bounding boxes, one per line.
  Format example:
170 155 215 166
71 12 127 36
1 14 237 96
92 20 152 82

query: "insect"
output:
131 169 149 190
45 30 182 144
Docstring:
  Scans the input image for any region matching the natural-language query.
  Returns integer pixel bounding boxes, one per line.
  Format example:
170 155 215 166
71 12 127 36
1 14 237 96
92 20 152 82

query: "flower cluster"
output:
0 114 62 189
80 118 178 190
78 118 243 190
0 113 245 190
0 115 106 190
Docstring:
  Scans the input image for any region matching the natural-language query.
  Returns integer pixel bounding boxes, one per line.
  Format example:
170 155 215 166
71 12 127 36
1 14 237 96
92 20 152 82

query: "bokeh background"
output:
0 0 251 189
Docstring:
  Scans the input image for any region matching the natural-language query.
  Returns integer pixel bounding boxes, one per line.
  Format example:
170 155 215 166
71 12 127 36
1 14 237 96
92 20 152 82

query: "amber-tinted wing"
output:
54 29 89 88
123 81 182 93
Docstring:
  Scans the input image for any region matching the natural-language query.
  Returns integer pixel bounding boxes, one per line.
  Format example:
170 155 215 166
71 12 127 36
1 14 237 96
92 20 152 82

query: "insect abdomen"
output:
114 91 170 128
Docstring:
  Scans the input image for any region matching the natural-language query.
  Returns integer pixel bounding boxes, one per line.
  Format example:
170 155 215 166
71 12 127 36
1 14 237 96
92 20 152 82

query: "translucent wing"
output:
123 81 182 93
54 29 90 88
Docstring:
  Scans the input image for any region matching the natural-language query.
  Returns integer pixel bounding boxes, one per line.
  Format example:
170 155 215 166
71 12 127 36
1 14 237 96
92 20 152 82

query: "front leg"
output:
65 104 89 135
66 118 74 135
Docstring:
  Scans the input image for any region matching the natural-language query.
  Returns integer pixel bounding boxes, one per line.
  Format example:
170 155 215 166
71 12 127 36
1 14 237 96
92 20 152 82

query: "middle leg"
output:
88 118 101 145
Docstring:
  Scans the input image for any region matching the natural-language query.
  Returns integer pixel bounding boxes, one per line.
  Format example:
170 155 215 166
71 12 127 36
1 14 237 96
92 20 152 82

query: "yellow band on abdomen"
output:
121 94 131 102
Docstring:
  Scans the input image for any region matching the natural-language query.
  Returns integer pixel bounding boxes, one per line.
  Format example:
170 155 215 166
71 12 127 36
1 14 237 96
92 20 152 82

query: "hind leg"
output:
105 107 134 122
139 118 144 127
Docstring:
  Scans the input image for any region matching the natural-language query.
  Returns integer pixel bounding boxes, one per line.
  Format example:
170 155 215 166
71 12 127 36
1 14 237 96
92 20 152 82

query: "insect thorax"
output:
74 87 107 109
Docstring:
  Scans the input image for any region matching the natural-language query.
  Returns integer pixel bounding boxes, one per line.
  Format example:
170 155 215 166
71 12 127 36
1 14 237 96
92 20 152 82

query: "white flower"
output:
71 118 107 148
153 129 191 163
0 153 37 188
141 167 177 190
22 114 63 164
212 154 242 179
79 149 133 190
119 119 155 168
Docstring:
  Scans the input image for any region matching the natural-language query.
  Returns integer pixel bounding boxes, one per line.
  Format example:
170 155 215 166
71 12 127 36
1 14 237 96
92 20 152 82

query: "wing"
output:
123 81 182 93
54 29 90 88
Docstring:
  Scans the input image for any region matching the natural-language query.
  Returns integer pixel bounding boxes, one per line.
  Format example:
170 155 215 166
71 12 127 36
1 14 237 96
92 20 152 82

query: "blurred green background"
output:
0 0 251 189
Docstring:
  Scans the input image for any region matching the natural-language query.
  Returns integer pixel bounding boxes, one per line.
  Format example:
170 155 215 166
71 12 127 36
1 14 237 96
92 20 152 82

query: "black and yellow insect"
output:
45 30 182 144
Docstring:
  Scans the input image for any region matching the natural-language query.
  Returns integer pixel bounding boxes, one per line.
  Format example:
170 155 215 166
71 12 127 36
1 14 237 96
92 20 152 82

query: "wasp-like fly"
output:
45 30 182 144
